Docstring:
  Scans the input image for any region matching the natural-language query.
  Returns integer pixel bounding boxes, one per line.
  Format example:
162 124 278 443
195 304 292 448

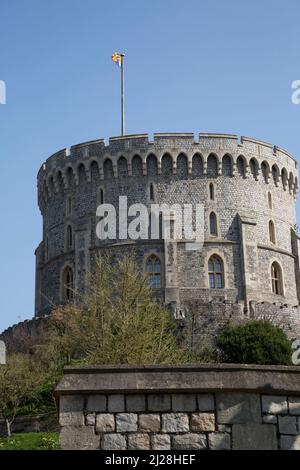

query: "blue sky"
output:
0 0 300 331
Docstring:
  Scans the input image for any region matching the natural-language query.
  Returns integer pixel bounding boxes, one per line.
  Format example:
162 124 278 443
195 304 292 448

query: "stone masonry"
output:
27 132 300 340
55 364 300 451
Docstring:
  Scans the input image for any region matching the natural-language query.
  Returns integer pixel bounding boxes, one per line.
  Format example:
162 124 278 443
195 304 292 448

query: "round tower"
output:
35 133 300 333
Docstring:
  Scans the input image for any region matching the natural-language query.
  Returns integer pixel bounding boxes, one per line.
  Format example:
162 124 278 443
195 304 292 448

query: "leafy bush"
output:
217 321 292 365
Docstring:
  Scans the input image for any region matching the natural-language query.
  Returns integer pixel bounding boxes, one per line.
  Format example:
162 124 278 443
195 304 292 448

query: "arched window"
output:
261 162 268 184
209 212 218 236
281 168 288 190
207 154 218 178
66 225 73 250
272 165 279 186
150 183 155 201
269 220 276 244
268 192 272 209
237 156 245 177
208 255 224 289
62 266 74 302
271 262 283 295
249 158 258 179
209 183 214 201
146 255 161 288
222 155 232 176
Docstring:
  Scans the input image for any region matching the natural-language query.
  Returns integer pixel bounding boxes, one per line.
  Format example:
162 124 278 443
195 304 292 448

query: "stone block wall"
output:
55 364 300 451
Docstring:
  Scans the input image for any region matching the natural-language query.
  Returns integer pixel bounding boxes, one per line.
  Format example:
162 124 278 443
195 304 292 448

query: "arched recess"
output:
61 265 74 302
269 220 276 244
271 261 284 296
146 154 158 177
146 255 162 288
271 164 279 186
103 159 114 179
48 175 55 194
267 192 272 210
261 161 269 184
161 153 173 176
117 156 128 178
207 154 218 178
281 168 288 190
56 171 64 192
289 172 294 193
192 153 203 177
249 158 258 179
209 212 218 236
132 155 143 176
177 153 188 179
294 176 298 197
237 155 246 177
65 166 76 188
222 154 232 176
65 224 74 251
78 163 87 185
208 254 224 289
90 160 100 182
209 183 215 201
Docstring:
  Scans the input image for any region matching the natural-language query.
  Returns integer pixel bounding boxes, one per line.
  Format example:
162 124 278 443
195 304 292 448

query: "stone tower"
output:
35 133 300 336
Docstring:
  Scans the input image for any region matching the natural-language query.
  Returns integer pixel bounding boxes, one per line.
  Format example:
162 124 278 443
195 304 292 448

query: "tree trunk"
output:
5 419 11 437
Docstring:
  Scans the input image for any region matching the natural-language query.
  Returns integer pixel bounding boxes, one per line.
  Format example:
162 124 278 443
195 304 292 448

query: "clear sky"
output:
0 0 300 331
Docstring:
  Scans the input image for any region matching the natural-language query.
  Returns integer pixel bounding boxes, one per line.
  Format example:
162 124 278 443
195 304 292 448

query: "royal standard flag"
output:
111 51 122 67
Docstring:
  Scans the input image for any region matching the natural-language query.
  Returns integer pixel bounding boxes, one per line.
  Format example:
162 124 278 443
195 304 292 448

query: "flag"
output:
111 51 122 67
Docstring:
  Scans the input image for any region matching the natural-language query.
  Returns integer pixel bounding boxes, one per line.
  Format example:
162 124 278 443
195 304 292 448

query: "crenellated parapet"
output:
37 133 299 212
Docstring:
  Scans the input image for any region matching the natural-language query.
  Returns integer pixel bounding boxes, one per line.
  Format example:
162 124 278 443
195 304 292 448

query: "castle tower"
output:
35 133 300 333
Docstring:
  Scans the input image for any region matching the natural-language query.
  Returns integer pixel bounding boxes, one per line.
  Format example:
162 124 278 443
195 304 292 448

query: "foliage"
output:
217 320 292 365
0 354 45 436
47 255 189 365
0 432 59 450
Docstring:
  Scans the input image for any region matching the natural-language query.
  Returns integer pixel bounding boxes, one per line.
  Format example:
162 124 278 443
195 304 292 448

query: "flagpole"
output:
121 53 125 136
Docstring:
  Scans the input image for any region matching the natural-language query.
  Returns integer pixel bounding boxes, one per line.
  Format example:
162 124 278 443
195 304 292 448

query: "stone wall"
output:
55 364 300 451
35 133 300 321
0 413 58 437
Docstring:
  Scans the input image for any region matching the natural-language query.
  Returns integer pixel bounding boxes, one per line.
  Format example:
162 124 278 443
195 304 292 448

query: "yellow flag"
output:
111 51 122 67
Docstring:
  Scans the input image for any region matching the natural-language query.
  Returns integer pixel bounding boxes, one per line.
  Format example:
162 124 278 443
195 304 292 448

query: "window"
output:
209 183 215 201
66 196 72 216
261 162 268 184
146 255 161 288
209 212 218 236
150 183 154 201
268 192 272 209
207 154 218 178
208 255 224 289
62 266 74 302
237 156 245 177
249 158 257 179
222 155 232 176
271 262 283 295
66 225 73 250
269 220 276 244
100 189 104 204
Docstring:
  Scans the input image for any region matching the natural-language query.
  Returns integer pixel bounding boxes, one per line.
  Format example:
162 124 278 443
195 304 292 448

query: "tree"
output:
47 255 189 366
0 354 43 436
217 321 292 365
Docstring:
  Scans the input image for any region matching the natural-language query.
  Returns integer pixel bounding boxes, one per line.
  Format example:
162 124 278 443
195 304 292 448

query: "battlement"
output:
37 132 298 209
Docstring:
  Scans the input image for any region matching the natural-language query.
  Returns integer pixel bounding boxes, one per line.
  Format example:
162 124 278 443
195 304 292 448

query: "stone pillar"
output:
238 214 259 313
75 226 90 294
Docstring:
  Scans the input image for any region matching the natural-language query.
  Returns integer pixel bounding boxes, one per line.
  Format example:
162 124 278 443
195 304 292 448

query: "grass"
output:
0 432 59 450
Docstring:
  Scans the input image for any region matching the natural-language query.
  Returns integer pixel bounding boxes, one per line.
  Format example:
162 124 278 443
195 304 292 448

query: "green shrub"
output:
217 321 292 365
